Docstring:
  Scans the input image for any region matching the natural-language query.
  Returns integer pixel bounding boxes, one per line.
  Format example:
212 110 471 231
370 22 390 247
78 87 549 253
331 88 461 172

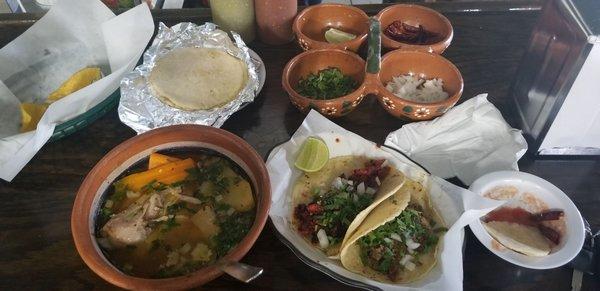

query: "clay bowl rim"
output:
71 124 271 290
293 3 370 49
378 50 464 107
376 4 454 51
282 48 367 107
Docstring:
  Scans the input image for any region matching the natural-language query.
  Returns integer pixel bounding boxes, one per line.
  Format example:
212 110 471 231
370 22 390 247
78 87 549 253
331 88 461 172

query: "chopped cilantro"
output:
161 216 180 233
166 202 195 215
213 211 254 257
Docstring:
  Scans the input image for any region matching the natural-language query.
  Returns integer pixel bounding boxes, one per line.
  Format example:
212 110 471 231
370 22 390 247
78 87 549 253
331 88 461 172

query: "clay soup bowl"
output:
71 125 271 290
293 4 369 52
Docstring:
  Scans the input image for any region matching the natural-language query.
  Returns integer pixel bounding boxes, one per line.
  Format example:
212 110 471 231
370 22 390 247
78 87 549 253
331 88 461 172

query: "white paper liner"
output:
118 22 260 133
266 110 503 291
0 0 154 182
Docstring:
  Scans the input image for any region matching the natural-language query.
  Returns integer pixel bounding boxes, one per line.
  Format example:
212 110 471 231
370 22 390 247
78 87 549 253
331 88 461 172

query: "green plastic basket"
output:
48 89 120 142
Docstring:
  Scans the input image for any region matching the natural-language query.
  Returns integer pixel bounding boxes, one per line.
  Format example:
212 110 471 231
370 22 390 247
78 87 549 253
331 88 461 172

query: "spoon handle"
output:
219 261 264 283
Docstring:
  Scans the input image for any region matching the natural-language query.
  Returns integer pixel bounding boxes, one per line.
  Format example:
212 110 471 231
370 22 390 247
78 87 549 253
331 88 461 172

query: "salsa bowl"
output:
293 4 369 52
282 48 463 120
377 4 453 54
71 125 271 290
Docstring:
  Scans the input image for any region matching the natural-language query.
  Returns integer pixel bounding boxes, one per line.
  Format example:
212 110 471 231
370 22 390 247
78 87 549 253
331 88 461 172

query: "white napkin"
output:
267 110 503 291
0 0 154 182
385 94 528 185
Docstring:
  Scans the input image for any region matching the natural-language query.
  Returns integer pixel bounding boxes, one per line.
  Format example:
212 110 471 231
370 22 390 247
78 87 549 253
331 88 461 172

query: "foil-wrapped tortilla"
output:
119 22 260 133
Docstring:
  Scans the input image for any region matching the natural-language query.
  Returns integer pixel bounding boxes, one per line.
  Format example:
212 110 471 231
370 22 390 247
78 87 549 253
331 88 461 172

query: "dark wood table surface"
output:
1 1 599 290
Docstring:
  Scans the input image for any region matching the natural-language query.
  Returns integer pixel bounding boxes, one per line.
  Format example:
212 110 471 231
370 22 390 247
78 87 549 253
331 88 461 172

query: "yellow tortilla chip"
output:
20 102 48 132
46 67 102 102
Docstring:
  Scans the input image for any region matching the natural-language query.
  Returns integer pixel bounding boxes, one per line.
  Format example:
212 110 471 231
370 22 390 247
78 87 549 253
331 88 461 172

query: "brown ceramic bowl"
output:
377 50 463 120
282 48 368 117
293 4 369 52
377 4 453 54
71 125 271 290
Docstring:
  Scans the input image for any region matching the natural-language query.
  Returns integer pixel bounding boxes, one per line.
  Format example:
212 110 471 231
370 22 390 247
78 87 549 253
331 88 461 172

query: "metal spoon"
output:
218 261 263 283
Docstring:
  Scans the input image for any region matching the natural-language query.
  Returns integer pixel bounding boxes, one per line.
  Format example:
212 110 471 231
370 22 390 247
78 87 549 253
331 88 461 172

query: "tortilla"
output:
149 47 248 111
291 156 406 257
340 179 444 283
483 221 551 256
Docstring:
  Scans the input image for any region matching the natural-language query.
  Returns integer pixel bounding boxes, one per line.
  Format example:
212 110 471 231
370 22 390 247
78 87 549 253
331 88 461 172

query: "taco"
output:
340 179 445 283
292 156 406 256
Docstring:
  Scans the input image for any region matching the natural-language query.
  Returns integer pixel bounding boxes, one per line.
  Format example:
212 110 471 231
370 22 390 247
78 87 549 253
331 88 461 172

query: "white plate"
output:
468 171 585 269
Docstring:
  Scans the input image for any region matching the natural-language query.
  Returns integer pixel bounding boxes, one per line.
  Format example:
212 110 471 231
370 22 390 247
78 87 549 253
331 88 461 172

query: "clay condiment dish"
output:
293 4 369 52
282 48 367 117
282 48 462 120
71 125 271 290
377 4 453 54
378 50 463 120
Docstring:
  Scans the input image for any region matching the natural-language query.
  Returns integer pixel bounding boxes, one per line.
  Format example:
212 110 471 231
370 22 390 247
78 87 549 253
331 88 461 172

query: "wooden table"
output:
1 1 599 290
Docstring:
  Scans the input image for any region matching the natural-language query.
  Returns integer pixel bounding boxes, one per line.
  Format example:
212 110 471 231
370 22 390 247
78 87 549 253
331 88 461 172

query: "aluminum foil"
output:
118 22 260 133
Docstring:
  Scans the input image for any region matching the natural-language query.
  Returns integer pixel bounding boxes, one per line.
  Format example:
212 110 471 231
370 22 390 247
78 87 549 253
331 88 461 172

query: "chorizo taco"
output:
340 179 446 283
292 156 406 257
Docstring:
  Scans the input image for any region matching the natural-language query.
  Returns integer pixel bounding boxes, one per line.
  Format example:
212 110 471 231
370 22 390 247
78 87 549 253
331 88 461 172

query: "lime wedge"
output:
325 28 357 44
295 137 329 172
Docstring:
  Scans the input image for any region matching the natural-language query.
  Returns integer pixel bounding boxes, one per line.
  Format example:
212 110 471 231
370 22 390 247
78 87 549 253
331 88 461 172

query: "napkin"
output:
0 0 154 182
385 94 528 185
267 110 503 291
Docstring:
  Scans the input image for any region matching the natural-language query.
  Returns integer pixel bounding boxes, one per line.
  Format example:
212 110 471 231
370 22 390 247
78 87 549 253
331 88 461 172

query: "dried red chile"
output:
384 21 441 45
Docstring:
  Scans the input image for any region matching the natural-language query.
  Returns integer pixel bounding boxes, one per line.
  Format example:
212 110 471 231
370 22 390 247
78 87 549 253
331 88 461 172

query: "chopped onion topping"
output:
390 233 402 242
332 177 344 189
400 255 413 266
406 237 421 250
226 208 235 216
357 182 366 195
365 187 376 195
317 229 330 249
383 237 393 244
375 176 381 186
405 261 416 271
347 180 354 185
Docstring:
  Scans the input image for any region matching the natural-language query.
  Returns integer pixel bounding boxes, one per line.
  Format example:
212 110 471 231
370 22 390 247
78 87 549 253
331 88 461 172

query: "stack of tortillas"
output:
149 47 249 111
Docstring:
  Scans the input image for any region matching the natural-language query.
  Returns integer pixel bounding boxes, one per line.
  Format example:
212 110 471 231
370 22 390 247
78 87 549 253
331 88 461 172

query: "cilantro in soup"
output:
96 151 255 278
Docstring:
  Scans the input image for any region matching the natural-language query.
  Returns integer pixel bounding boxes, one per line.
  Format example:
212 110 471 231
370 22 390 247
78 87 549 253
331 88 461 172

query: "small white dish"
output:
468 171 585 269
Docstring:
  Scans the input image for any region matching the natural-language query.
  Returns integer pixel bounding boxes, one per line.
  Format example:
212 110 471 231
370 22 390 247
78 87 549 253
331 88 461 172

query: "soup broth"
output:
95 150 256 278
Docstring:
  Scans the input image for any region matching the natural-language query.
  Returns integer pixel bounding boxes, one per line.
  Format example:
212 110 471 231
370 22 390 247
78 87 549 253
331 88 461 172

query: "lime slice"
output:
295 137 329 172
324 28 357 44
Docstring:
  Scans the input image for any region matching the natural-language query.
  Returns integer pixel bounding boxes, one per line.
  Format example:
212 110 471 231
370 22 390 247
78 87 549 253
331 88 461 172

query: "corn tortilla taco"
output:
292 156 406 257
340 179 445 283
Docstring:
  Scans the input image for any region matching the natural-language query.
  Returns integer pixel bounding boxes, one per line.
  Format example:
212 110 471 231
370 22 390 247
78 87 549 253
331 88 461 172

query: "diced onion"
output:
332 177 343 189
347 180 354 185
390 233 402 242
366 187 376 195
126 191 140 199
383 238 393 244
400 255 413 266
405 261 416 271
357 182 366 195
317 229 330 249
215 195 223 202
226 208 235 216
180 243 191 254
375 176 381 186
406 238 421 250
